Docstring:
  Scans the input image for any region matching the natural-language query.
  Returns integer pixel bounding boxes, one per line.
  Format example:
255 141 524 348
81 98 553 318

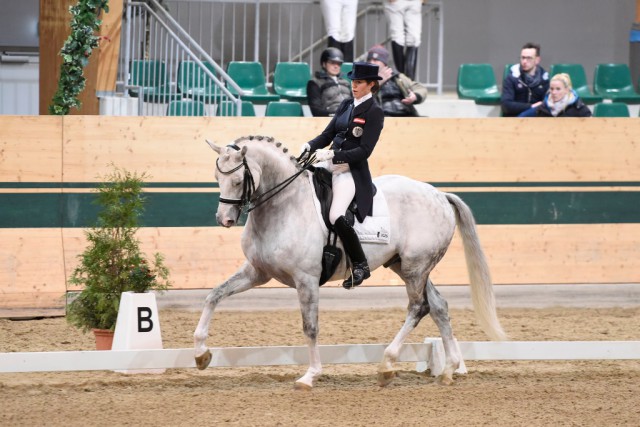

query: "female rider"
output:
300 62 384 289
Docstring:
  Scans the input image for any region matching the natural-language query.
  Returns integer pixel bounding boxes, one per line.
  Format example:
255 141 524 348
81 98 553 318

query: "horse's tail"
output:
445 193 508 341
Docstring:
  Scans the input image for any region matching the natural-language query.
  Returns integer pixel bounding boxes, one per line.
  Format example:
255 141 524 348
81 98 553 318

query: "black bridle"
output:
215 144 315 221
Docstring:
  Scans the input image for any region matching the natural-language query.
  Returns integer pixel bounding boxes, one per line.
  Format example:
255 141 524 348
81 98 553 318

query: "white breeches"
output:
384 0 422 47
317 161 355 225
320 0 358 43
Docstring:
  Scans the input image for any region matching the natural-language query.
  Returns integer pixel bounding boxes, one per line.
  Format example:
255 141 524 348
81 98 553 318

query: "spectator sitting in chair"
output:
501 42 549 117
535 73 592 117
366 44 427 117
307 47 352 117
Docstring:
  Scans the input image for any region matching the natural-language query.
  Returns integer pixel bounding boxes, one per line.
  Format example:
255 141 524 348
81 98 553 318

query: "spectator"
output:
307 47 352 117
384 0 424 80
536 73 592 117
320 0 358 62
501 42 550 117
366 44 427 117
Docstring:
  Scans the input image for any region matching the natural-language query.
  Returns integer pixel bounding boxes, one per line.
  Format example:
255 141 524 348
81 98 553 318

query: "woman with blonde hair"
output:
536 73 592 117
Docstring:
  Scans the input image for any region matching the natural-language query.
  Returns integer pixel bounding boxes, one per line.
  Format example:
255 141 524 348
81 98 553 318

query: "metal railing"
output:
165 0 443 93
121 0 243 116
118 0 444 116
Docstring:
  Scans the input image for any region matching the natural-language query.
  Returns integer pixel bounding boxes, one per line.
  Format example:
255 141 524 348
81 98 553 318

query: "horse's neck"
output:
250 145 298 190
247 145 310 218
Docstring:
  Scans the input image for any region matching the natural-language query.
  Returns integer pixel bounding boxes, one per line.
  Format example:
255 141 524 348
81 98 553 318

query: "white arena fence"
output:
2 340 640 376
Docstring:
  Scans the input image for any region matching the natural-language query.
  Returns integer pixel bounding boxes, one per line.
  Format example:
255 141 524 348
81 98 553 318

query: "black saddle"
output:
311 166 356 229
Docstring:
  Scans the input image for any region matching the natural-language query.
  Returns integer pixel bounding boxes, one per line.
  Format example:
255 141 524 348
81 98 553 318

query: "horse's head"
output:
207 139 261 227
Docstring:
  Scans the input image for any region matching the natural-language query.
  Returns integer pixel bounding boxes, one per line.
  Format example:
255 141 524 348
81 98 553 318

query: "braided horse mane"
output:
231 135 299 166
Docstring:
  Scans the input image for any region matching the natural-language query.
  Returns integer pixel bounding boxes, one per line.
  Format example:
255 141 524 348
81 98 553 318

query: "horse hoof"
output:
377 370 396 387
195 349 212 370
293 381 313 392
437 375 454 386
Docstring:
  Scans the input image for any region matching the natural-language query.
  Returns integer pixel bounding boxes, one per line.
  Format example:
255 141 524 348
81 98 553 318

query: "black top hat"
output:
347 62 383 81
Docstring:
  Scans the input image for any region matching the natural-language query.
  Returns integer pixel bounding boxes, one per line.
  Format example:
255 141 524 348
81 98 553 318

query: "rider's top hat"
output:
347 62 383 81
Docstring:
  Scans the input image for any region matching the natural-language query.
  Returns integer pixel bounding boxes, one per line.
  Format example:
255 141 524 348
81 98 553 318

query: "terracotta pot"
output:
92 328 114 350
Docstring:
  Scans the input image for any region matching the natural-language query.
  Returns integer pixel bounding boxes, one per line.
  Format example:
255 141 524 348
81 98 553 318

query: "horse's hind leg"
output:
426 278 461 385
378 264 431 387
194 262 269 369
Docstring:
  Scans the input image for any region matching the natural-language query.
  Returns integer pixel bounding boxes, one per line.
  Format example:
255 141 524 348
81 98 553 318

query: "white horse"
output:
194 135 507 390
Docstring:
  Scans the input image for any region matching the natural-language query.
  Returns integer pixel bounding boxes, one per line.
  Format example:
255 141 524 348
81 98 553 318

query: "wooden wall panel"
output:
62 116 329 182
96 1 123 93
61 117 640 183
0 229 66 317
2 116 640 314
61 223 640 291
0 116 62 182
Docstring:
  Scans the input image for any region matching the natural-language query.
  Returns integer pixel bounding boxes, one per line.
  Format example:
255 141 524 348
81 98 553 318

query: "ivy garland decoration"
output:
49 0 110 115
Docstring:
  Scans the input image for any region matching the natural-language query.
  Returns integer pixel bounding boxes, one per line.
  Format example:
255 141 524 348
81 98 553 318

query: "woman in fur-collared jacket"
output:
536 73 592 117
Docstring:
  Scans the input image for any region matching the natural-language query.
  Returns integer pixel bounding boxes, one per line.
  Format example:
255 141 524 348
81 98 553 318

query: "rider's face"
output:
351 79 374 100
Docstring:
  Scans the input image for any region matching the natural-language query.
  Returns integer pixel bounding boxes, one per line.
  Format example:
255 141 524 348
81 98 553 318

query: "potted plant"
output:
66 166 170 349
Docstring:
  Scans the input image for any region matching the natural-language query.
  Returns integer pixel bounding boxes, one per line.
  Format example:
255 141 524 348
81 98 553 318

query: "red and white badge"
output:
353 118 366 124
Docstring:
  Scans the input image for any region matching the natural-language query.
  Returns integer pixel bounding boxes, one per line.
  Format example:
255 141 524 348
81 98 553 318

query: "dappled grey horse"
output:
194 135 507 389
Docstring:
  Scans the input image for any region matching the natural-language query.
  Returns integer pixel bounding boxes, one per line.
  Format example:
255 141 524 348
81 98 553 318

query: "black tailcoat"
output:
308 97 384 222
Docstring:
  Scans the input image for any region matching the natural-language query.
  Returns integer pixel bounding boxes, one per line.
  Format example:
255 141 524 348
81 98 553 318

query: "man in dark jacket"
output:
501 42 550 117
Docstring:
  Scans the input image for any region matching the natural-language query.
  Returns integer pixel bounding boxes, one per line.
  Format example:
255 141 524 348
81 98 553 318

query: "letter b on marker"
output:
137 307 154 332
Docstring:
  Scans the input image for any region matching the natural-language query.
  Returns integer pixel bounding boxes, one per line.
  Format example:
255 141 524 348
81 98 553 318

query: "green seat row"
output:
460 62 640 106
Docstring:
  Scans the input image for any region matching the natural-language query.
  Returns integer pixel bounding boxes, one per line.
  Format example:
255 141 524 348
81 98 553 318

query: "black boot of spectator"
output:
404 46 418 80
328 36 340 50
341 40 354 63
391 41 405 74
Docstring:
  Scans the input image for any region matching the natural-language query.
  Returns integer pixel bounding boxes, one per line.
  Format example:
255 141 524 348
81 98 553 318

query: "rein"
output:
216 144 316 218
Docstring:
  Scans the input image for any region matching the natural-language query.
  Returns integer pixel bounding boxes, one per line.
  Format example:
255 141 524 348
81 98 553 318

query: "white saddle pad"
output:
307 173 391 244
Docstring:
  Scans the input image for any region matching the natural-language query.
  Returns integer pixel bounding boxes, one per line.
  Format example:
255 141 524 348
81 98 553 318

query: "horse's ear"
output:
231 145 248 161
205 139 221 154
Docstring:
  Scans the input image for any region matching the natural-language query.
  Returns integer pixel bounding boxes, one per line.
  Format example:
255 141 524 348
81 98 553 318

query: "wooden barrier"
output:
1 116 639 316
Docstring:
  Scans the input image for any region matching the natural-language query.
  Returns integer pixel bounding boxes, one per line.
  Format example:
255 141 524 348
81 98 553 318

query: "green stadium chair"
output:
226 61 280 104
128 60 180 103
216 100 256 116
549 63 603 104
265 101 304 117
456 63 501 105
593 64 640 104
592 102 630 117
273 62 311 102
177 60 224 103
503 63 514 82
166 100 206 116
340 62 353 77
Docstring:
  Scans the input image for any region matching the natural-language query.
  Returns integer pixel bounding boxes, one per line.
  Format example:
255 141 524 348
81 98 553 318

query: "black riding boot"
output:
328 36 341 49
341 39 354 63
404 46 419 80
334 216 370 289
391 41 405 74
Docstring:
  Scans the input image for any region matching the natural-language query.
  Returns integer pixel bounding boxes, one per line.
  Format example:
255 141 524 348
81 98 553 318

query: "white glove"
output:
314 149 335 162
299 143 310 157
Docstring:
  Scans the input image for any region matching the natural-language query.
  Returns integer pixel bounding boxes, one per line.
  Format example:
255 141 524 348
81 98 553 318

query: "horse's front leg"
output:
194 262 269 369
293 279 321 391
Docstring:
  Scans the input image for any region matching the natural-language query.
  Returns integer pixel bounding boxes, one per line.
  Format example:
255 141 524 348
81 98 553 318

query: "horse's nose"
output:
216 213 235 228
